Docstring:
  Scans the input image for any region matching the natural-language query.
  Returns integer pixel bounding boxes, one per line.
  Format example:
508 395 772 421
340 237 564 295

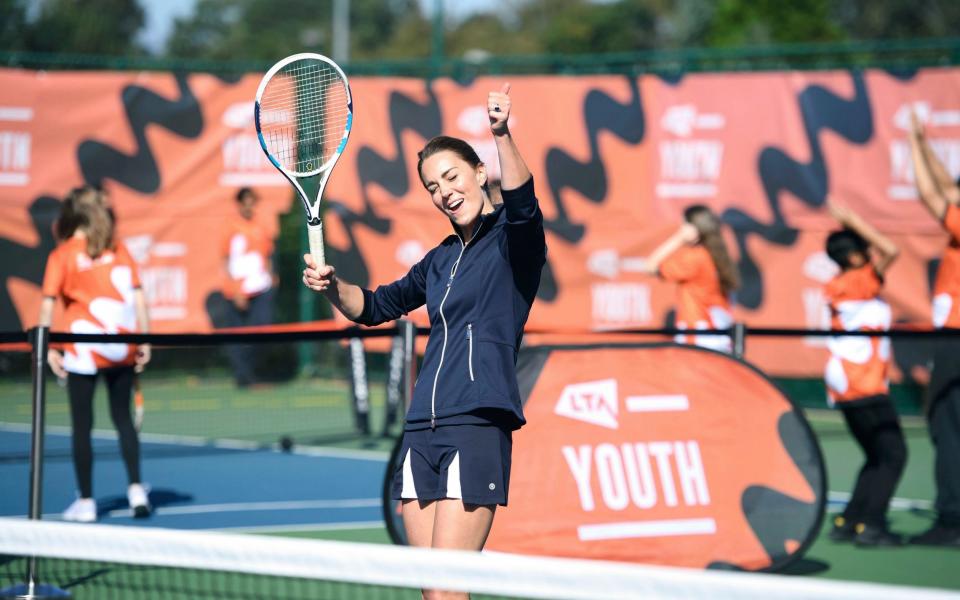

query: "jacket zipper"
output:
430 218 485 429
467 323 474 382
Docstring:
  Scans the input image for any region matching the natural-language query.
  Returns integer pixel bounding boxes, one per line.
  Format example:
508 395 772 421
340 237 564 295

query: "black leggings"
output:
67 366 141 498
839 398 907 527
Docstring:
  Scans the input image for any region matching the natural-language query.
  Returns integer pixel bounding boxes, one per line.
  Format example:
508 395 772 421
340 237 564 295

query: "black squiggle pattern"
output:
0 196 61 330
77 73 203 192
723 73 873 308
544 78 645 243
326 86 442 287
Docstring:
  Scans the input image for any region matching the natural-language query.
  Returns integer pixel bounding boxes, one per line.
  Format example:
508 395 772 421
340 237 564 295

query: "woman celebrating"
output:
39 186 151 522
303 84 545 579
639 205 739 352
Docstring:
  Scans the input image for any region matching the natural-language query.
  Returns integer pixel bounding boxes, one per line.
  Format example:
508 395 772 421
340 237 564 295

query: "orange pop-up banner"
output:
484 344 825 571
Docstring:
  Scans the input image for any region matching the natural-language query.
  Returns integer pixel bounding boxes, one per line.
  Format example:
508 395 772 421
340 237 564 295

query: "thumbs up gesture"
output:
488 83 512 136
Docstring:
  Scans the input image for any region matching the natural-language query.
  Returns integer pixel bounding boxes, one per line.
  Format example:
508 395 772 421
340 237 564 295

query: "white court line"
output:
219 520 386 533
30 498 382 521
625 395 689 412
0 421 388 461
828 491 933 511
578 518 716 541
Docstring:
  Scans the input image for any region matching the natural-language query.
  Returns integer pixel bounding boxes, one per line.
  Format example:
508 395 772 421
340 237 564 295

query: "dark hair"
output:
56 185 114 258
683 204 740 296
236 187 256 202
55 185 99 241
826 229 869 269
416 136 485 188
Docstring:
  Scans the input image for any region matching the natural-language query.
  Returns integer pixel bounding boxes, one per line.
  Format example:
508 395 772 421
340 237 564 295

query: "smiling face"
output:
420 149 490 238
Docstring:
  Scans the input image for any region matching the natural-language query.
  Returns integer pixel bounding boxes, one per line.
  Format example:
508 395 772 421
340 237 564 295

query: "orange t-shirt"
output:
823 265 891 405
933 203 960 329
659 245 732 328
222 216 274 299
41 237 142 374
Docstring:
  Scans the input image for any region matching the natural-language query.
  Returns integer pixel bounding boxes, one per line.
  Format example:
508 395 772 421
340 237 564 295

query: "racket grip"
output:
308 222 326 267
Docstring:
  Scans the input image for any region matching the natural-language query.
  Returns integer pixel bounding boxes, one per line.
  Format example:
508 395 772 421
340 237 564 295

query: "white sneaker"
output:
63 497 97 523
127 483 151 518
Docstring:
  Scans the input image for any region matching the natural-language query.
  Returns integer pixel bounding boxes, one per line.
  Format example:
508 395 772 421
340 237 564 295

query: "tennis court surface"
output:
2 337 959 597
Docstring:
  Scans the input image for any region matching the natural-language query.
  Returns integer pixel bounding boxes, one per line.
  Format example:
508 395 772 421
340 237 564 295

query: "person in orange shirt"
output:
38 186 151 523
220 187 275 387
821 202 906 546
639 205 739 352
909 112 960 546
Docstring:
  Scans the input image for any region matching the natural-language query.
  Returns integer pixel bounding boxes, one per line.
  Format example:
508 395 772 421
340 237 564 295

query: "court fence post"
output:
0 325 71 599
732 322 747 360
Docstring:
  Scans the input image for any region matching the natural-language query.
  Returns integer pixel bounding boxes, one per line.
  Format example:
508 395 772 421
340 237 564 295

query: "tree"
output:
26 0 145 55
702 0 844 47
0 0 28 51
168 0 424 62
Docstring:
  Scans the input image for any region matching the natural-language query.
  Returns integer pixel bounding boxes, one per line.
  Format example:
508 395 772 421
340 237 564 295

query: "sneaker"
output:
828 515 856 542
63 497 97 523
127 483 151 518
909 524 960 547
854 523 903 547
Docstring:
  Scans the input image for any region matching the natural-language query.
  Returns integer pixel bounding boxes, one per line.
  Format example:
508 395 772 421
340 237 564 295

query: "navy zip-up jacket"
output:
356 177 545 430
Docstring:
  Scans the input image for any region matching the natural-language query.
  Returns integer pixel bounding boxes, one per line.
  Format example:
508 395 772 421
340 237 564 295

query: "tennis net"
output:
0 518 954 600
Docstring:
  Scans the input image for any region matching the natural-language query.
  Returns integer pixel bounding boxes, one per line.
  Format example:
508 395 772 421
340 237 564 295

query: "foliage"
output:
8 0 145 55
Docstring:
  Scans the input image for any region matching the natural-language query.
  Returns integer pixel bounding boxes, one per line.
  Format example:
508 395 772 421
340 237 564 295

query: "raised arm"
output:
828 201 900 276
640 223 699 275
914 115 960 205
488 83 531 191
909 111 953 221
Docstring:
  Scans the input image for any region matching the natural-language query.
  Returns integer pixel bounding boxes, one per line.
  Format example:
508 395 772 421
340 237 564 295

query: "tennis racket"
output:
255 53 353 266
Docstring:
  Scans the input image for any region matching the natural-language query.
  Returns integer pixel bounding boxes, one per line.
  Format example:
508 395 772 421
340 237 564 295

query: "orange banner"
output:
1 67 958 376
482 344 825 571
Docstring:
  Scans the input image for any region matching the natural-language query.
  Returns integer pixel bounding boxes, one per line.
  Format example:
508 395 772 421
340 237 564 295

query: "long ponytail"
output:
57 186 114 258
684 205 739 297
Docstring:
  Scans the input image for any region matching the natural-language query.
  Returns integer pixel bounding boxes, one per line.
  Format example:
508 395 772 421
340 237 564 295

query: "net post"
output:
348 336 370 436
731 322 747 359
383 333 404 437
0 326 71 599
400 319 416 411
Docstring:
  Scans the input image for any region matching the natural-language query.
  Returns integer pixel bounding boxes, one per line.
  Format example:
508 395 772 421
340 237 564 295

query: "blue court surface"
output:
0 424 389 533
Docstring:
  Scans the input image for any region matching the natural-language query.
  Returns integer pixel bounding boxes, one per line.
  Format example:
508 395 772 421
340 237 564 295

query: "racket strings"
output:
258 60 350 174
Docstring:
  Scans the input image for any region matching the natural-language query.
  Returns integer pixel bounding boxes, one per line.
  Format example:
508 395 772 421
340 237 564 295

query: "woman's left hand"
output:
135 344 151 373
488 83 511 136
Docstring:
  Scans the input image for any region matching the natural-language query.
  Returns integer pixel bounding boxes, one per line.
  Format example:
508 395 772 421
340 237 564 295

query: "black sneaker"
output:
909 524 960 547
828 515 856 542
853 523 903 547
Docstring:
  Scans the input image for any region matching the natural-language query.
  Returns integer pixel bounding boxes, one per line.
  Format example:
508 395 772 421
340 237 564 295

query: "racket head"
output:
254 53 353 179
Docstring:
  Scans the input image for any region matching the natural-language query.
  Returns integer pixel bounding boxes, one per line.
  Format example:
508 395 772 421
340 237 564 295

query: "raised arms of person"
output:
914 114 960 205
909 111 955 221
828 201 900 276
488 83 532 191
640 223 699 276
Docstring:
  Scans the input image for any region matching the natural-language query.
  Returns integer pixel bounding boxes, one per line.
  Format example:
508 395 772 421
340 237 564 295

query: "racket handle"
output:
308 221 326 267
